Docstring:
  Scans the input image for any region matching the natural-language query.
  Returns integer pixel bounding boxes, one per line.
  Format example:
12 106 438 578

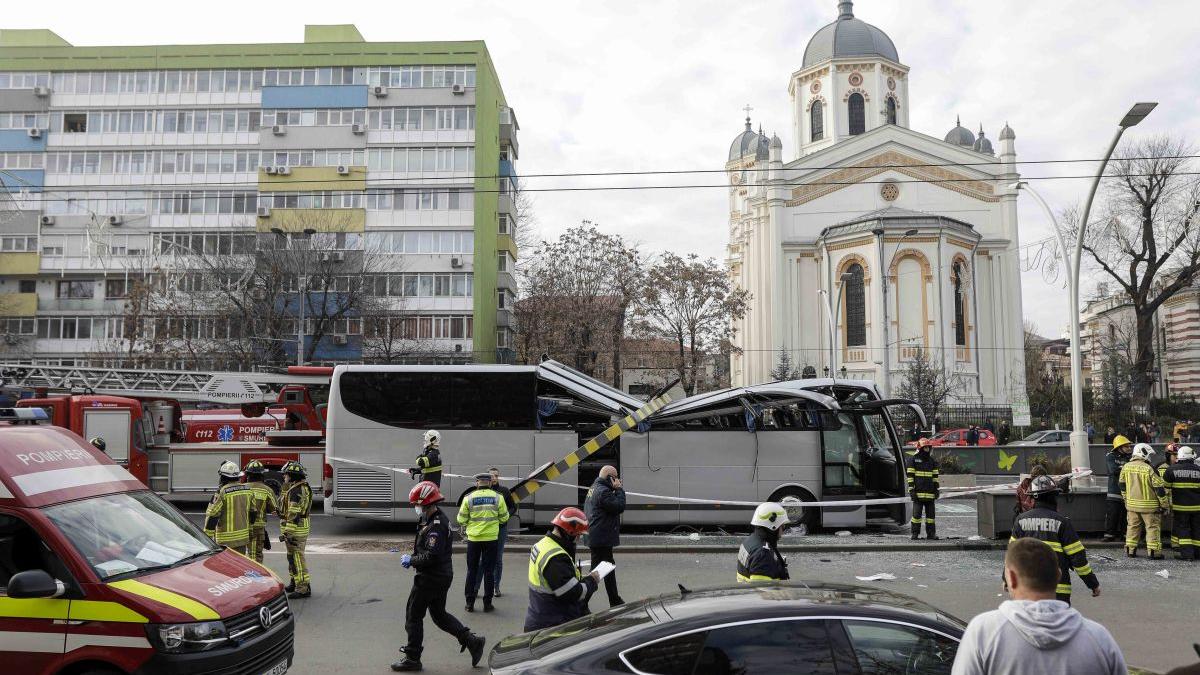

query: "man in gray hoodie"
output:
951 537 1126 675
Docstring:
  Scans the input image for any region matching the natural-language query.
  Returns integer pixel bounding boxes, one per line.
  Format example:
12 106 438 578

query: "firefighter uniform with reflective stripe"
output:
524 532 597 632
907 450 939 538
736 530 789 582
413 447 443 487
281 480 313 593
203 483 257 554
1164 458 1200 560
244 480 277 563
1120 458 1167 554
1010 507 1099 603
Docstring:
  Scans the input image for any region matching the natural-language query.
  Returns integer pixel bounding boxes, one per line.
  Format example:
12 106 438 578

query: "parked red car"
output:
906 427 998 448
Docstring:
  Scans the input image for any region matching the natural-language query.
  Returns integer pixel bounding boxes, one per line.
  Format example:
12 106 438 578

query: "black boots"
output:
392 647 421 672
460 632 486 667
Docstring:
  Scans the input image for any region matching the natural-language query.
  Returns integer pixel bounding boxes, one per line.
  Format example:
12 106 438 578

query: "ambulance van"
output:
0 408 294 674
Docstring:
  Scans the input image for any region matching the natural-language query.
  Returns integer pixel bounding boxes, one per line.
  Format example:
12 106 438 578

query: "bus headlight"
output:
148 620 228 652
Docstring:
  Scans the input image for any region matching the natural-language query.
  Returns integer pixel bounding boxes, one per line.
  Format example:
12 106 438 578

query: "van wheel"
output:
769 487 819 533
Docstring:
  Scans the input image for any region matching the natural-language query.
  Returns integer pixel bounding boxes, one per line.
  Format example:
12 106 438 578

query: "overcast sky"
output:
16 0 1200 337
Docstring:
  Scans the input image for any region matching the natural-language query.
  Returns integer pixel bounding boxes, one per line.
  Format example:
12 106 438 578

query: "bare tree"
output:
1023 326 1071 428
1076 135 1200 403
117 211 393 370
635 253 750 397
894 347 962 424
515 223 644 384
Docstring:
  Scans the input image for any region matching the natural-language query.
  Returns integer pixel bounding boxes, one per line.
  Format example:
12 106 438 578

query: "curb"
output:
315 539 1131 554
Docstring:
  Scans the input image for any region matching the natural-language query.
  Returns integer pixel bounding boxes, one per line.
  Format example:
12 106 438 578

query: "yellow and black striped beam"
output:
512 394 671 503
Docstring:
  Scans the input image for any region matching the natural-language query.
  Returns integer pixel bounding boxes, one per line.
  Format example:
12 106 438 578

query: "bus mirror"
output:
241 403 267 418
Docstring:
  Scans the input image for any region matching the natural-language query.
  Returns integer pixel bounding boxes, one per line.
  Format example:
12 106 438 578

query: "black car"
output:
490 582 966 674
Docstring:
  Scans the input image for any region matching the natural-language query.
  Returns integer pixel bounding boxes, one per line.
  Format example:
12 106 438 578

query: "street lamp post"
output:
876 227 920 397
1013 102 1157 476
818 271 856 377
272 227 317 366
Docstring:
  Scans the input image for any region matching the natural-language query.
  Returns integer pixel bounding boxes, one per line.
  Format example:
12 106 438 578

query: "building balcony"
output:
497 194 513 215
499 108 519 158
39 297 128 313
0 292 37 316
496 308 514 328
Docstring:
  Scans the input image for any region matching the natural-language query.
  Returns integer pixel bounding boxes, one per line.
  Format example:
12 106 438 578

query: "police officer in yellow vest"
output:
524 507 599 632
242 459 277 563
456 472 508 612
1121 443 1168 559
204 460 258 556
280 460 313 599
409 430 443 487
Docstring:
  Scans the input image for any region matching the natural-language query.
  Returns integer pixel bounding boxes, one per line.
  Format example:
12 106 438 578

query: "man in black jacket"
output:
487 467 516 598
584 465 626 606
736 502 790 582
392 481 484 672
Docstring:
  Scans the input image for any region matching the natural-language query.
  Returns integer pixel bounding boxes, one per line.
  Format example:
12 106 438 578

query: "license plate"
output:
261 659 288 675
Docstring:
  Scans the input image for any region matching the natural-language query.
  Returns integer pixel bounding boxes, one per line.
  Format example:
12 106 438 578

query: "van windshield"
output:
43 491 216 580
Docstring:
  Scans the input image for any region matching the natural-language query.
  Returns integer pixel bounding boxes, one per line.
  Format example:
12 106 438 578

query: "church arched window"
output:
811 100 824 141
844 263 866 347
952 261 968 346
848 93 865 135
886 97 897 125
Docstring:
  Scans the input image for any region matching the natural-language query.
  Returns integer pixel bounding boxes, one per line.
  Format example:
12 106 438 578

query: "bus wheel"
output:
770 487 819 533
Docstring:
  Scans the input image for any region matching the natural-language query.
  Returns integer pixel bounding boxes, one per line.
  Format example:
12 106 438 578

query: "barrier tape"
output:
328 454 1093 510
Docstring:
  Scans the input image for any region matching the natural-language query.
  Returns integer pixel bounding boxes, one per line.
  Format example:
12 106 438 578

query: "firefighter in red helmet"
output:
392 481 485 672
523 507 600 632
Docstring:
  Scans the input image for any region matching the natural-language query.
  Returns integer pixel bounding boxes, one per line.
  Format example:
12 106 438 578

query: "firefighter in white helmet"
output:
736 502 791 582
409 429 443 487
1121 443 1168 558
203 460 258 556
1163 446 1200 560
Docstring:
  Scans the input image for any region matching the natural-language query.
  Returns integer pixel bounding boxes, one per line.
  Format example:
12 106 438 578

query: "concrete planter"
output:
938 474 977 489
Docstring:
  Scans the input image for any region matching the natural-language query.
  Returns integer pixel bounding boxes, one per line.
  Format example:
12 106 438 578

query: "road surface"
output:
248 546 1196 674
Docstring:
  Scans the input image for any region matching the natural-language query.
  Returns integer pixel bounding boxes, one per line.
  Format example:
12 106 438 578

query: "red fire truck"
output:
1 364 329 501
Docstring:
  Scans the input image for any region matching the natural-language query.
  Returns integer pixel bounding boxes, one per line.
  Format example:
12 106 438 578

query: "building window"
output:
886 97 897 125
953 262 967 346
57 280 94 299
844 263 866 347
811 100 824 141
18 280 36 293
848 94 865 135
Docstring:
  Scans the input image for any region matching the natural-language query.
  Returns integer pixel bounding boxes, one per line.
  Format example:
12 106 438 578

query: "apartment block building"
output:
0 25 519 368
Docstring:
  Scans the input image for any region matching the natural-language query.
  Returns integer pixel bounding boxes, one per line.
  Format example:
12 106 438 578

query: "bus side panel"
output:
442 430 540 525
665 431 758 525
754 431 824 501
618 433 679 527
527 431 578 527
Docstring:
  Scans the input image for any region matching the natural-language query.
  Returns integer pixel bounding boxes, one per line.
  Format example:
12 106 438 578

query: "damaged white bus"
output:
324 361 923 529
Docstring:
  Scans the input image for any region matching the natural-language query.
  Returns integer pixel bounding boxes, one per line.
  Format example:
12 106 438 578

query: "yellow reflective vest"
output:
245 481 277 529
1120 459 1166 513
456 487 509 542
204 483 258 548
281 481 313 538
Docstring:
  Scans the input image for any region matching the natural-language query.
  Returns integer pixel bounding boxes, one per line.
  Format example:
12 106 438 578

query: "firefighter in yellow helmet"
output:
1103 435 1134 542
280 461 313 598
242 459 277 563
203 460 258 556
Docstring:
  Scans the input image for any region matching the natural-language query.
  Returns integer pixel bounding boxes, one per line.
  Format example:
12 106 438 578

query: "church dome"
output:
802 1 899 69
729 118 770 161
944 116 975 147
972 126 994 155
999 122 1015 141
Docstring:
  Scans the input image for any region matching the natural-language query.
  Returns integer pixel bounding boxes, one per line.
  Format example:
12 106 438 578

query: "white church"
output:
727 0 1026 406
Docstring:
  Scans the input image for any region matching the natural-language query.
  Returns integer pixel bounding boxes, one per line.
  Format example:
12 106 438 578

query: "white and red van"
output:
0 407 293 674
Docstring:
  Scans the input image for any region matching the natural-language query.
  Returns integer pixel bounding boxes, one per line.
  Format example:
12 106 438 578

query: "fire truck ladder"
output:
0 363 329 403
